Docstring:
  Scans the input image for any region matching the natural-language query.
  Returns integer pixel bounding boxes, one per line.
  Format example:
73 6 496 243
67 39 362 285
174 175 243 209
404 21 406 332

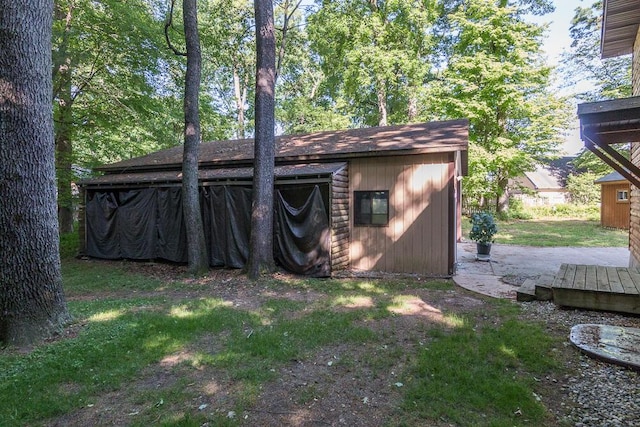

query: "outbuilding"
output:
79 120 469 277
595 170 630 230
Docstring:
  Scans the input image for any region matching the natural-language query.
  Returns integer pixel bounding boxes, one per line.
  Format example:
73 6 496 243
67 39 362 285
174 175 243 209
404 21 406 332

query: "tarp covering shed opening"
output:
84 183 332 277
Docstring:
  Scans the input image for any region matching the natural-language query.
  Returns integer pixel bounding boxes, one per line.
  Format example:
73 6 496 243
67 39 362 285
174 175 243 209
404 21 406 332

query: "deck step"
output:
551 263 640 315
516 279 537 302
534 283 553 301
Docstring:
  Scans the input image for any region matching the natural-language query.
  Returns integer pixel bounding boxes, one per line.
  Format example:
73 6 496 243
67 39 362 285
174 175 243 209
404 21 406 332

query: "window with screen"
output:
617 189 629 202
354 191 389 226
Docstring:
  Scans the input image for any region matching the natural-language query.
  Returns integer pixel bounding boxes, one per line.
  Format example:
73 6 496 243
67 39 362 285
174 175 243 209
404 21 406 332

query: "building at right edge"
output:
577 1 640 267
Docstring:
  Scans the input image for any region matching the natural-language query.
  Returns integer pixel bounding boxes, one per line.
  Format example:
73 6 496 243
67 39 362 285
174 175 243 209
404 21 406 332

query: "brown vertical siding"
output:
331 165 350 271
630 30 640 267
349 153 452 276
600 182 630 229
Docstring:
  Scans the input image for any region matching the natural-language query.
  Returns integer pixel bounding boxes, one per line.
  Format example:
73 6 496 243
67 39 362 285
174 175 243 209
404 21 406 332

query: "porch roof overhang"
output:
578 96 640 187
601 0 640 59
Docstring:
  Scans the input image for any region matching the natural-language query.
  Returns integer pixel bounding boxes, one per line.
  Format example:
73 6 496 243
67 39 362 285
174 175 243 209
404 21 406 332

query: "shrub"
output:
469 212 498 244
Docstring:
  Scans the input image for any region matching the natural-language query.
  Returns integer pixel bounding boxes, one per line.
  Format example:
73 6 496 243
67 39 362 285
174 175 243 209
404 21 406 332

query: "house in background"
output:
595 171 630 229
510 157 576 206
79 120 469 277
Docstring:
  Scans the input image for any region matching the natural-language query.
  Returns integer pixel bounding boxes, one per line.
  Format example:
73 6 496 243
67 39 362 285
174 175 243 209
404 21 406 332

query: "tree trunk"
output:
246 0 276 279
0 0 71 346
53 1 75 234
376 78 388 126
233 64 246 139
496 177 510 214
55 80 74 233
408 92 418 122
181 0 209 275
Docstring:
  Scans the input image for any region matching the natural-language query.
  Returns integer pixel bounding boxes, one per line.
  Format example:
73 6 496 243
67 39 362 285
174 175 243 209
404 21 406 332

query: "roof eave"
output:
601 0 640 59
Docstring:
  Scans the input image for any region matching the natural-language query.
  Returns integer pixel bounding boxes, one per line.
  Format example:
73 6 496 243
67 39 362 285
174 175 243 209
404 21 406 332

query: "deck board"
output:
552 264 640 315
585 265 597 291
574 265 587 290
606 267 625 293
596 266 611 292
627 269 640 293
618 268 637 294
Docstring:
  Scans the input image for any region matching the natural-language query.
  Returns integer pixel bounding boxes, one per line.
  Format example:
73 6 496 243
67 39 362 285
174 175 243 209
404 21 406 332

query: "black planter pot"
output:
476 242 491 261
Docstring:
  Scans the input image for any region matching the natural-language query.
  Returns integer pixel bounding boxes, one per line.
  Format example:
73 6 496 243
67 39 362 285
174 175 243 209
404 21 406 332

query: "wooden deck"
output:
552 264 640 315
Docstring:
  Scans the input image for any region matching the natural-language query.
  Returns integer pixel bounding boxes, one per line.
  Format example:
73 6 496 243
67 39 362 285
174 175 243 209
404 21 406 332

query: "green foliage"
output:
566 172 601 205
572 144 629 176
469 212 498 244
306 0 438 126
59 229 79 260
499 198 534 220
559 1 631 102
428 0 571 212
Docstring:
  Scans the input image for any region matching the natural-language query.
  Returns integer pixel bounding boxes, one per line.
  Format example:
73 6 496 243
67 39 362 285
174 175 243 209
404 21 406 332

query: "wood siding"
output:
601 182 631 229
331 165 350 271
630 29 640 267
349 153 452 276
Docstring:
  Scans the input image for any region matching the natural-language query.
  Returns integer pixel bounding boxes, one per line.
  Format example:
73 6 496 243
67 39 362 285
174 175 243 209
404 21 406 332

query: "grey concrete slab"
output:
454 242 630 299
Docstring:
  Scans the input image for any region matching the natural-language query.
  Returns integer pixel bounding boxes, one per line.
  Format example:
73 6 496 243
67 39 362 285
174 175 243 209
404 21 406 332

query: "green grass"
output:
0 257 566 426
403 317 559 426
463 217 628 247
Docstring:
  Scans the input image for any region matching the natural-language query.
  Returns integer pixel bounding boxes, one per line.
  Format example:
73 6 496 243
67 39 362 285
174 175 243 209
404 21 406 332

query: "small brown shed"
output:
595 171 630 230
79 120 469 277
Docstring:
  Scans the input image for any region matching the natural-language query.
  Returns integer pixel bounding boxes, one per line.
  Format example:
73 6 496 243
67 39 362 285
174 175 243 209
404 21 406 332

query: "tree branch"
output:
165 0 187 56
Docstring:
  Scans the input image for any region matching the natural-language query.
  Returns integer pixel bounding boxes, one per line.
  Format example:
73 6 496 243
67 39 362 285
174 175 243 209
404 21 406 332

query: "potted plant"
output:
469 212 498 261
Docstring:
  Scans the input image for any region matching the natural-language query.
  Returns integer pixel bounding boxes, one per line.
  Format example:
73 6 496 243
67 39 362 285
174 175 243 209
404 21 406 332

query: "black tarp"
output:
274 186 330 276
200 186 251 268
84 183 331 276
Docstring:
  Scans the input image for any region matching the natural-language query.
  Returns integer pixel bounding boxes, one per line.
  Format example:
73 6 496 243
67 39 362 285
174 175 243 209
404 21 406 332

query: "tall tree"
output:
246 0 276 278
307 0 437 127
200 0 256 139
52 0 182 233
427 0 569 212
166 0 209 275
560 0 631 102
560 0 631 175
0 0 71 345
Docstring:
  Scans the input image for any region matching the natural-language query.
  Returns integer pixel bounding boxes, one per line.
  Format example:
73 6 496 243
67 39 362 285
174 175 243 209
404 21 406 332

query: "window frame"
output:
616 188 629 203
354 190 390 227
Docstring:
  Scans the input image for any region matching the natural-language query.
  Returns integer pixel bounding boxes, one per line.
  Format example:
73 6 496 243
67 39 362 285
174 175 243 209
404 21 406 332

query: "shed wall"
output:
331 166 350 270
630 28 640 267
601 182 631 229
349 153 452 276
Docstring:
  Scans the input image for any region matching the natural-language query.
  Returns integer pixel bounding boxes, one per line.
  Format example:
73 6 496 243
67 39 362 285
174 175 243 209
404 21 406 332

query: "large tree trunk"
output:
182 0 208 275
0 0 71 346
246 0 276 279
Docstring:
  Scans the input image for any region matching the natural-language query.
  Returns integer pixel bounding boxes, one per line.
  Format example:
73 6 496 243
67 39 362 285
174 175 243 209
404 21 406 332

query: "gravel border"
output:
519 302 640 426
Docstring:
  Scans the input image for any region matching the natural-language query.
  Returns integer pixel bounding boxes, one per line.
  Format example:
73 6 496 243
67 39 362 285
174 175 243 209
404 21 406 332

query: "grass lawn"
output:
2 216 621 426
0 257 571 426
462 217 629 247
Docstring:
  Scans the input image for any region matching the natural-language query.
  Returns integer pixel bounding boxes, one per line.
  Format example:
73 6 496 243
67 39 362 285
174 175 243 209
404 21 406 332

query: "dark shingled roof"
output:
97 119 469 174
81 163 347 188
